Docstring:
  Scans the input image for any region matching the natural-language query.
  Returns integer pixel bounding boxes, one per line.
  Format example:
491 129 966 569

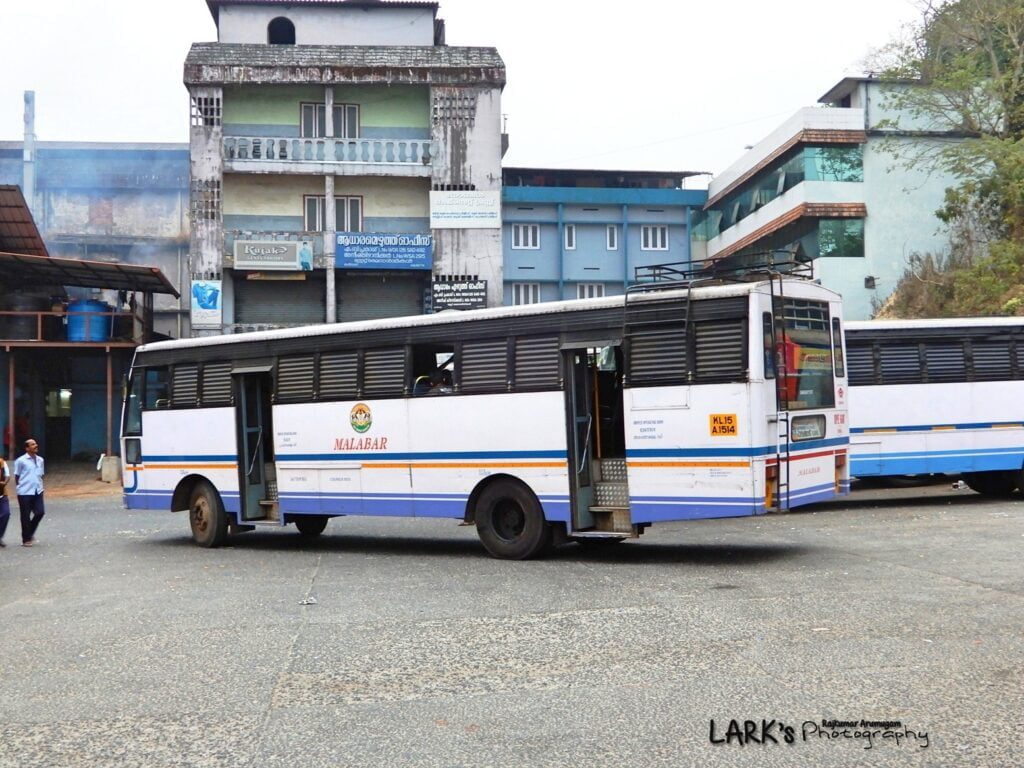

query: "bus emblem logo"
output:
350 403 372 433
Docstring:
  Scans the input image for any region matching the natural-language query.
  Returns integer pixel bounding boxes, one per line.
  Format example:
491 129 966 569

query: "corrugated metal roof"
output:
0 186 48 258
185 43 505 85
0 251 179 297
206 0 439 22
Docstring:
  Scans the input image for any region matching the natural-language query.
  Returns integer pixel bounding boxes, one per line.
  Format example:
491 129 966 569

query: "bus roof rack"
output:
629 252 814 295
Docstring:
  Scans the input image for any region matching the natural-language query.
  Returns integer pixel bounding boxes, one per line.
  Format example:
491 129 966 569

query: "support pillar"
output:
106 348 113 458
7 352 14 462
325 174 337 323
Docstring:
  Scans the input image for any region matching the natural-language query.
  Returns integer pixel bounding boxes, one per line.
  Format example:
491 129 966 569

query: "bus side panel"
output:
408 391 570 522
850 381 1024 477
131 407 240 513
625 383 762 524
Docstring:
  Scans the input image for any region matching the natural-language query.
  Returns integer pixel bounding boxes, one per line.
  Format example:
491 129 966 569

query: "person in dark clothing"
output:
0 456 10 547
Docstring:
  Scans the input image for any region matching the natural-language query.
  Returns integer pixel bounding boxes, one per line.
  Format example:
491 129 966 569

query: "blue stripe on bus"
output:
277 491 573 522
784 481 839 507
629 495 765 523
277 450 568 462
627 437 848 459
851 421 1024 433
142 455 238 462
851 448 1024 477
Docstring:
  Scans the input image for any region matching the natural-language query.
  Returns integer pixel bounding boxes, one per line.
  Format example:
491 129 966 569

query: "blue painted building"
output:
501 168 707 304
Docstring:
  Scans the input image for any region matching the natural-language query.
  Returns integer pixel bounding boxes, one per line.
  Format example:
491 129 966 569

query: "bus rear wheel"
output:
962 470 1018 498
474 480 552 560
295 515 329 536
189 481 228 548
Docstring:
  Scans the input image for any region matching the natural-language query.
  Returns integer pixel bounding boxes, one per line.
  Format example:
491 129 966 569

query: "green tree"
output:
871 0 1024 316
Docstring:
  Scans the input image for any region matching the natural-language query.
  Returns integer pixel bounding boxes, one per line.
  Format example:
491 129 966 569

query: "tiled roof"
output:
185 43 505 85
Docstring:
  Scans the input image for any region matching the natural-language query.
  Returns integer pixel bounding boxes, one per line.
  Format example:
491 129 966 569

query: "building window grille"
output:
607 225 618 251
304 195 363 232
432 91 477 125
577 283 604 299
190 179 221 222
190 95 222 128
641 224 669 251
512 283 540 305
564 224 576 250
511 223 540 250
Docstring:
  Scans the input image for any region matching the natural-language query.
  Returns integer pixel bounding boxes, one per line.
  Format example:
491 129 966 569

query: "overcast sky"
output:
1 0 923 184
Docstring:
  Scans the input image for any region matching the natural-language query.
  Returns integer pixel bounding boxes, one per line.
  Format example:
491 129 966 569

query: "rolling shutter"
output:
845 345 875 386
172 364 199 408
277 355 316 402
363 347 405 398
878 345 922 385
201 362 232 406
337 274 424 322
693 319 747 383
628 329 687 386
514 337 560 391
971 340 1012 382
923 342 965 383
234 275 326 326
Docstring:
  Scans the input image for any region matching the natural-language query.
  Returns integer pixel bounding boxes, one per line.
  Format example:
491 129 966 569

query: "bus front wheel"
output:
295 515 329 536
474 480 552 560
189 481 228 548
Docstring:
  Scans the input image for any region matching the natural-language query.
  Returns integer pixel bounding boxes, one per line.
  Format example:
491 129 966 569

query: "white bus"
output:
846 317 1024 496
121 274 849 558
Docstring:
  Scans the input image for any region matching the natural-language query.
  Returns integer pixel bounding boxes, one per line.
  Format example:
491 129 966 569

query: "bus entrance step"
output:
257 500 280 521
588 506 632 533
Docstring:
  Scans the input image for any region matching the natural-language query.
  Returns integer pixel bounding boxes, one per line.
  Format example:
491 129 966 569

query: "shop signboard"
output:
234 240 312 271
429 190 501 229
432 279 487 311
335 233 432 270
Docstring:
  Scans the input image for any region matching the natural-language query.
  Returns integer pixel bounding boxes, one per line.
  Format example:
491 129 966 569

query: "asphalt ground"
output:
0 479 1021 767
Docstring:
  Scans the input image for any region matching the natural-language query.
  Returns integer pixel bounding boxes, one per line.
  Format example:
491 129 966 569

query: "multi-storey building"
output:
501 167 706 304
695 77 959 320
186 0 506 334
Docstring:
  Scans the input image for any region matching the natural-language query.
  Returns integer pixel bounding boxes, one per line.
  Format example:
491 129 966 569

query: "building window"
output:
268 17 296 45
607 225 618 251
304 196 363 232
512 224 540 250
577 283 604 299
301 103 360 139
641 225 668 251
512 283 540 305
818 218 864 258
564 224 576 250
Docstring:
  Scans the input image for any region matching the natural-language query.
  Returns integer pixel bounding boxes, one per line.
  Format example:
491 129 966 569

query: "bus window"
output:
411 343 455 396
763 312 775 379
143 367 170 409
832 317 845 378
779 300 834 410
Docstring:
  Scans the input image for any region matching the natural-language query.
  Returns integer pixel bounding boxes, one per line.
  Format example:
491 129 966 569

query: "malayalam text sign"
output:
432 280 487 311
429 191 501 229
335 233 432 270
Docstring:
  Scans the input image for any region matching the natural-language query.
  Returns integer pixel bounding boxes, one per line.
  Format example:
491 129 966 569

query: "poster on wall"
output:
335 233 433 270
429 191 501 229
190 280 222 329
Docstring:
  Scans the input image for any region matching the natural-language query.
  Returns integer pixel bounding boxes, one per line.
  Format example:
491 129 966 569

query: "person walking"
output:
14 438 45 547
0 455 10 547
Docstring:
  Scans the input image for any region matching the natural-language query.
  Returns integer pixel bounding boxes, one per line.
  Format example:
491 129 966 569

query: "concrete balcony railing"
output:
223 136 434 176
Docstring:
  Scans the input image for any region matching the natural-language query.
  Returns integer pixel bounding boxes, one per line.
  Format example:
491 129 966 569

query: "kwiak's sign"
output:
233 240 313 271
335 233 433 270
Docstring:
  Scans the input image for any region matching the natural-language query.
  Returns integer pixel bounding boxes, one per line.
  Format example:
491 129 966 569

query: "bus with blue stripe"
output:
846 317 1024 496
120 274 849 558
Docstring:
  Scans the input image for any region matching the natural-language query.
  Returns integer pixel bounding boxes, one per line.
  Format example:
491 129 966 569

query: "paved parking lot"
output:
0 480 1021 767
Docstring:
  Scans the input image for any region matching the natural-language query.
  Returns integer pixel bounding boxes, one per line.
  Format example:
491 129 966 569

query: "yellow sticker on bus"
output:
710 413 738 436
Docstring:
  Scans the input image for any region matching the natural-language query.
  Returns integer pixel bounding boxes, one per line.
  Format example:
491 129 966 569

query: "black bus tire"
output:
474 480 552 560
295 515 329 536
962 470 1018 498
189 480 228 548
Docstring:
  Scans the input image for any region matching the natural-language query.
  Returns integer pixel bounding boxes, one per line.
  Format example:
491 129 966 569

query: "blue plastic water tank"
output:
67 300 113 342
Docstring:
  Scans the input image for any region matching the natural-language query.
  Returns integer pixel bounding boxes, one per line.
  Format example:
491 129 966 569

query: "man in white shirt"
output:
14 438 45 547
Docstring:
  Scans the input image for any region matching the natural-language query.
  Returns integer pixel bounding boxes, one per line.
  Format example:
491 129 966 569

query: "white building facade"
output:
696 78 958 320
185 0 506 334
